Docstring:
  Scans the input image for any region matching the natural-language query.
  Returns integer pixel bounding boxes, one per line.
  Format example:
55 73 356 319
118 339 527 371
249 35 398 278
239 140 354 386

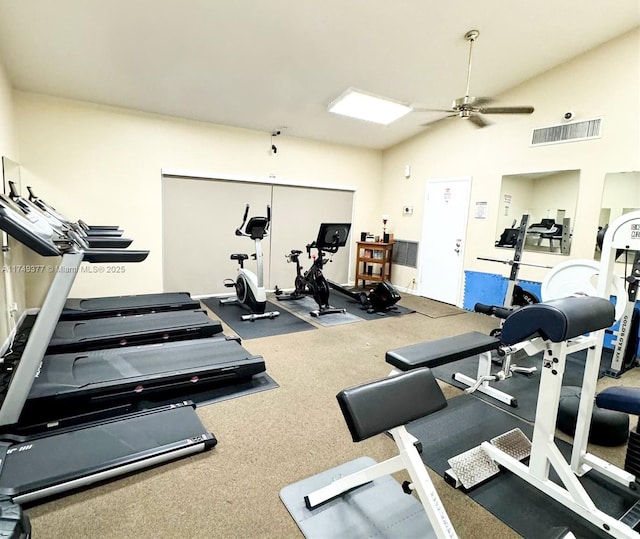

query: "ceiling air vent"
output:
531 118 602 146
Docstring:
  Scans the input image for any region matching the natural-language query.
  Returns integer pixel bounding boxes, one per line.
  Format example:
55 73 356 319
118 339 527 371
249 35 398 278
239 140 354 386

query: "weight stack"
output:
625 428 640 478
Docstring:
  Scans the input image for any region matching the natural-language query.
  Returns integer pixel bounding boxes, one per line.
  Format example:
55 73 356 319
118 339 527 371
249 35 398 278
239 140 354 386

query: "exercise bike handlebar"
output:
235 204 251 236
234 204 271 238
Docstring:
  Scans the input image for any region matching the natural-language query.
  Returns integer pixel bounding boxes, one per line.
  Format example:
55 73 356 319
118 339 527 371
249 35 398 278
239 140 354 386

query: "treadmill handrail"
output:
0 200 59 257
0 195 149 263
82 248 149 263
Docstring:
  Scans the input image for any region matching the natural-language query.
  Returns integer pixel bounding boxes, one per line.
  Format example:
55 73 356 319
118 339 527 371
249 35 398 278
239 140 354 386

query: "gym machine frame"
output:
453 215 542 404
220 204 280 322
304 369 458 539
447 293 640 538
0 199 216 505
276 223 351 317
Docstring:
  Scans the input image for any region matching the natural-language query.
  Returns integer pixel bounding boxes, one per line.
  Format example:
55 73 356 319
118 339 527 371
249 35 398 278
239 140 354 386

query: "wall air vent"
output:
531 118 602 146
392 240 419 268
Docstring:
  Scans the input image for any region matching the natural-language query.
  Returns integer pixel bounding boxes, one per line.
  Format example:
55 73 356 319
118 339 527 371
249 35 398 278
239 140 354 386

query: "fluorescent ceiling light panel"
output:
328 88 411 125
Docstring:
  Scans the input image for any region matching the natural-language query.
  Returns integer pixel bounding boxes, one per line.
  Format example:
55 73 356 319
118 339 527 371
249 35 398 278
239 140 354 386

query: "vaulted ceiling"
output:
0 1 637 149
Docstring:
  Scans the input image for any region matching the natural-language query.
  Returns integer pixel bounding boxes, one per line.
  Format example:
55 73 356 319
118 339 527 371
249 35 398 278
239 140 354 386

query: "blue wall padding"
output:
463 271 506 310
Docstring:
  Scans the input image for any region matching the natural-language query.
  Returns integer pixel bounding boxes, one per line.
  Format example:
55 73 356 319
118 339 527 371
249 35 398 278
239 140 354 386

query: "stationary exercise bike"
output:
275 223 351 317
219 204 280 322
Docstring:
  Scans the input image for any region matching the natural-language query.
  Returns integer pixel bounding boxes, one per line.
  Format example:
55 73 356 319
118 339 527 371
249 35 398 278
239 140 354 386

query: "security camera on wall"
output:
562 111 575 122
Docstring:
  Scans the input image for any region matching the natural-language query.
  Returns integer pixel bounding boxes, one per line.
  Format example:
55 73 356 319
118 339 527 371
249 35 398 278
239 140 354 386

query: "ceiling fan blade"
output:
411 106 455 113
469 97 494 107
419 114 458 127
478 106 535 114
468 114 490 128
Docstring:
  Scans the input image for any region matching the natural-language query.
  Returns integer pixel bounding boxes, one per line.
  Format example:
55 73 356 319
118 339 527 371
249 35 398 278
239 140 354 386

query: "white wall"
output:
0 56 26 340
14 94 382 304
381 28 640 287
10 28 640 306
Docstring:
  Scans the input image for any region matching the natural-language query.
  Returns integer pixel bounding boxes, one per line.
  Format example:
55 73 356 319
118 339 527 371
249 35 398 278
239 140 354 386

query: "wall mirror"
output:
495 169 580 255
1 156 21 194
596 171 640 260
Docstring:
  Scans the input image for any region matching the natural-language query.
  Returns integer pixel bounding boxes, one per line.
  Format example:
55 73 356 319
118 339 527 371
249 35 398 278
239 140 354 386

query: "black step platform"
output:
60 292 201 320
47 310 222 353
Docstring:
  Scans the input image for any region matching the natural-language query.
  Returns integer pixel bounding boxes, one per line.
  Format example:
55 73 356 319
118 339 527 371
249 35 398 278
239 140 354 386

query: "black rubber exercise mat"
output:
147 371 279 409
430 349 590 422
321 289 415 321
407 394 640 539
201 297 316 339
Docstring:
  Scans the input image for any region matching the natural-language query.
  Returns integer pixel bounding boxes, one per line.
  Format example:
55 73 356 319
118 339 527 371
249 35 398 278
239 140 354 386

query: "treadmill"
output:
0 200 218 505
27 185 124 237
0 196 265 430
47 308 222 354
18 185 204 320
8 181 132 248
60 291 202 320
0 194 222 353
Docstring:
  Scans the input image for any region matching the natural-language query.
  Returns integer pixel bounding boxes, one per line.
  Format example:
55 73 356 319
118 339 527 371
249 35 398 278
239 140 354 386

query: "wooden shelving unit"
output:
355 241 393 288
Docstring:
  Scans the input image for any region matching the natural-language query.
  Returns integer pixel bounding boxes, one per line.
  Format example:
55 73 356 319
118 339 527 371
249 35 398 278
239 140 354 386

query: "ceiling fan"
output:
412 30 535 128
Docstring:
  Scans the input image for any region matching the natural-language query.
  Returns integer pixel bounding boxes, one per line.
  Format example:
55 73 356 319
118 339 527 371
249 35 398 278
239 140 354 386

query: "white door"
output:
418 177 471 305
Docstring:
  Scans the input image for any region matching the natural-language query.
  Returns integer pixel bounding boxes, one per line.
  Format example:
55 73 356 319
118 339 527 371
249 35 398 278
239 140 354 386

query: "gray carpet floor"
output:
24 294 638 539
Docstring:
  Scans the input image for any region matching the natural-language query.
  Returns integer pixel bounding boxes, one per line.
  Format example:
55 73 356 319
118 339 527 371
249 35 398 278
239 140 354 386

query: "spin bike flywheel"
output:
309 273 331 308
294 275 308 296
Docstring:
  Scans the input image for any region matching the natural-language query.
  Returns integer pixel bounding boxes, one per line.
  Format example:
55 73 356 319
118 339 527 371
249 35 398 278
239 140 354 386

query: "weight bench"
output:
445 297 640 537
386 331 524 407
304 368 458 538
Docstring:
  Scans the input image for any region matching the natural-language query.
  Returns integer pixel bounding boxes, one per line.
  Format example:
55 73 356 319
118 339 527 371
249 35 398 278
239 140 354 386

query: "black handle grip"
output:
7 181 18 199
474 303 513 319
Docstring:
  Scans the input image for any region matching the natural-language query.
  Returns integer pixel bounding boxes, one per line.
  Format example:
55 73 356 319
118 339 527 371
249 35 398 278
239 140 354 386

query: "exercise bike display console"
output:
220 204 280 322
276 223 351 317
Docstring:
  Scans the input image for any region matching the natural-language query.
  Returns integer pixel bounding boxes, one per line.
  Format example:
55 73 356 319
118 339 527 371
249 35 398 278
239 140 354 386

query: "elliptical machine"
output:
275 223 351 317
219 204 280 322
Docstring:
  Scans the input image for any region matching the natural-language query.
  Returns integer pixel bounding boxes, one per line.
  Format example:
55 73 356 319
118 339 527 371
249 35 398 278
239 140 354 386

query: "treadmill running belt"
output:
61 292 201 320
48 310 222 353
0 403 216 504
23 337 265 422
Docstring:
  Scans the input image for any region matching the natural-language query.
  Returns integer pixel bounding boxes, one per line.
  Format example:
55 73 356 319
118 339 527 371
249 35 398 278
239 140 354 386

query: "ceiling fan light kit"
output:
411 29 535 128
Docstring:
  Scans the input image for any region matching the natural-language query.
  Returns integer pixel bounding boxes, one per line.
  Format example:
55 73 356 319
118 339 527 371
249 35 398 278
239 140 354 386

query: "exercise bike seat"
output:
230 253 249 262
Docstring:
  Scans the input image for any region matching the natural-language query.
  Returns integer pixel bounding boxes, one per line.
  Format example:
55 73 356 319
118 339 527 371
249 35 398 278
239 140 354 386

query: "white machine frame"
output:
481 331 638 537
220 204 280 322
305 424 458 539
460 214 640 539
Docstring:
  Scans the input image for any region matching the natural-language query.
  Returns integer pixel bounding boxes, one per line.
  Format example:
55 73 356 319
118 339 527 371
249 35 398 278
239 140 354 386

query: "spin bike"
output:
219 204 280 322
275 223 351 317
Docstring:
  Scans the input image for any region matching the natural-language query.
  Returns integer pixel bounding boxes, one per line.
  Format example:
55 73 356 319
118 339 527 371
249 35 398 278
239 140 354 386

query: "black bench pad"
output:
501 296 615 346
337 368 447 442
385 331 500 372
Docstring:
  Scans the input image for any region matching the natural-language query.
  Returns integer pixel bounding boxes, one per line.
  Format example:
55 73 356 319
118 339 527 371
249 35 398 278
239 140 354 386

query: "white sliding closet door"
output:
162 174 354 295
269 185 354 291
162 176 271 295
